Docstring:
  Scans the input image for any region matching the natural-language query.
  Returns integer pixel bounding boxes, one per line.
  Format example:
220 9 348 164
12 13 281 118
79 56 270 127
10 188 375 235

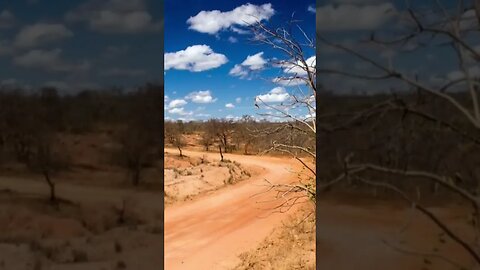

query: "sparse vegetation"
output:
0 83 164 269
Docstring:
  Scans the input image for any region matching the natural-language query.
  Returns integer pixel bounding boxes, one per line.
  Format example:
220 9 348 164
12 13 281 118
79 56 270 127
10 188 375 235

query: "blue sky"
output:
164 0 316 121
0 0 163 93
316 0 479 94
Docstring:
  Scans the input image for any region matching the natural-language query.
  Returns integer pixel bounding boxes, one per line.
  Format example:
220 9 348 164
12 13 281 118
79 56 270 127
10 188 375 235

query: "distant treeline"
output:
0 83 163 196
164 117 315 158
0 83 163 134
317 90 480 198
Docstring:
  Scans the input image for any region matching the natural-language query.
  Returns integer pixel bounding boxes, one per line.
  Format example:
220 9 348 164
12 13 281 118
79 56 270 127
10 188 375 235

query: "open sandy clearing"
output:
316 196 477 270
164 151 259 204
0 178 164 270
164 149 304 269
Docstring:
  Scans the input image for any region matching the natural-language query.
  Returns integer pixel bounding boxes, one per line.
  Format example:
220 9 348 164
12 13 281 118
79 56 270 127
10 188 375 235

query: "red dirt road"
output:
164 149 304 269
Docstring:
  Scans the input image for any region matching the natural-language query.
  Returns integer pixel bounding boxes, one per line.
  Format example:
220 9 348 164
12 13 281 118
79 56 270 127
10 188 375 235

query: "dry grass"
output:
164 152 256 204
234 206 315 270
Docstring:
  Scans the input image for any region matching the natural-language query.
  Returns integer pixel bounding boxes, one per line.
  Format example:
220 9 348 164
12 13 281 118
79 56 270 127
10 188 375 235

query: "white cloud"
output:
317 3 396 31
281 55 316 76
231 26 249 34
187 3 275 34
225 103 235 108
164 95 169 102
0 10 15 29
168 99 187 108
196 113 211 118
66 0 162 33
255 87 290 103
14 23 73 48
272 77 306 86
304 111 316 120
241 52 267 70
225 115 241 121
229 52 267 78
229 64 249 78
272 55 316 86
228 36 238 43
308 5 316 13
165 45 228 72
168 107 193 116
185 90 217 103
235 97 242 103
14 48 90 73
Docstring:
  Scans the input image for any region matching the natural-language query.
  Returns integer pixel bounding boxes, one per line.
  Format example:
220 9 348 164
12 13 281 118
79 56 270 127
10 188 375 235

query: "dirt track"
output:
164 149 302 269
0 149 302 269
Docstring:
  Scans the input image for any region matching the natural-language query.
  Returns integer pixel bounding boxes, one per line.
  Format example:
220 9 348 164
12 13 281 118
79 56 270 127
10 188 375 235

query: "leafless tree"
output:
165 120 186 157
205 119 234 160
2 89 69 203
200 130 214 151
316 1 480 265
117 85 162 186
27 131 69 203
233 115 257 155
249 17 316 208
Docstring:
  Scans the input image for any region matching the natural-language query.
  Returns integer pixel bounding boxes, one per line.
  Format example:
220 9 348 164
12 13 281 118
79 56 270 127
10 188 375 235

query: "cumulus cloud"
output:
242 52 267 70
165 45 228 72
229 52 267 78
317 3 396 31
14 23 73 48
14 48 90 73
229 64 249 78
168 99 187 108
235 97 242 103
66 0 162 33
185 90 217 103
168 107 193 116
281 55 316 76
225 103 235 108
307 5 316 13
255 87 290 103
0 10 15 29
187 3 275 34
272 55 316 86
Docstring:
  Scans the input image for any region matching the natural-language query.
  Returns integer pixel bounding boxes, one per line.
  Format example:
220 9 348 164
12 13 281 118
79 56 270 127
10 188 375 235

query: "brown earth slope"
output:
164 149 305 269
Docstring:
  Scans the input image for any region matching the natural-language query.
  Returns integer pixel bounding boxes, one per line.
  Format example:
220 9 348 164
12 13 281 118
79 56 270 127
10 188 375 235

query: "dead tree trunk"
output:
43 170 56 203
218 144 224 162
244 142 250 155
